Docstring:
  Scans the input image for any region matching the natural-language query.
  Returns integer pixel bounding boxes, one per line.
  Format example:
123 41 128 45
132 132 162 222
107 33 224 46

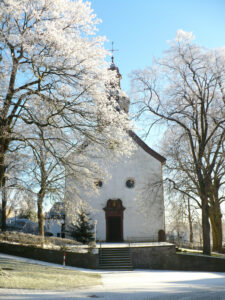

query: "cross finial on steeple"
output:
110 42 118 64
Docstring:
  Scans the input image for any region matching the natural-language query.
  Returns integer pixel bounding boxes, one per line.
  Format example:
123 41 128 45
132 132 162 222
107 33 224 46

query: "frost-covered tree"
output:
162 127 225 252
16 195 37 222
131 30 225 255
165 187 202 245
26 133 65 236
0 149 30 222
0 0 134 230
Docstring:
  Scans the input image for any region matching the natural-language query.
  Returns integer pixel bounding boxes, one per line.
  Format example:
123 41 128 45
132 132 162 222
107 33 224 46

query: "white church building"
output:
65 58 166 243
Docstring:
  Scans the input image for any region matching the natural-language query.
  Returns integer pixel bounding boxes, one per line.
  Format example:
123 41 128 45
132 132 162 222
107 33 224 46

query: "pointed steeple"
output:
109 42 122 87
107 42 130 113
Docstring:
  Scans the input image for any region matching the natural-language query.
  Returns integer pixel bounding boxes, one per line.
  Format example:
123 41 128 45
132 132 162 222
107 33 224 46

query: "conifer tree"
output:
67 209 94 244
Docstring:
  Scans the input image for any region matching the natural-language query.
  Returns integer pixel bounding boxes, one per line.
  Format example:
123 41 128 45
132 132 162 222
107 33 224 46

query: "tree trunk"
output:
0 147 7 231
1 176 7 231
209 204 223 253
37 190 45 237
187 198 193 243
202 198 211 255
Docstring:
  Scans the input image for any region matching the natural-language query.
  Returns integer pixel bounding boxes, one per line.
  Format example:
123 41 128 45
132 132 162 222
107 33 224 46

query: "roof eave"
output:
128 130 166 164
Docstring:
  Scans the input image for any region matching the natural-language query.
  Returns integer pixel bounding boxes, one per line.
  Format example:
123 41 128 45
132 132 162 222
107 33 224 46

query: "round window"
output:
95 180 103 188
126 178 135 188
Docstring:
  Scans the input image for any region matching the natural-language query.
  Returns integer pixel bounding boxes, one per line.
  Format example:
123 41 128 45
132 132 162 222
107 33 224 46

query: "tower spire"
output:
107 42 130 113
110 41 118 65
109 42 121 83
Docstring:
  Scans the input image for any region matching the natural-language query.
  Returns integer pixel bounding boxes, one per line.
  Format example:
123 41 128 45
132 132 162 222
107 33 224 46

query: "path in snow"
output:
0 253 225 299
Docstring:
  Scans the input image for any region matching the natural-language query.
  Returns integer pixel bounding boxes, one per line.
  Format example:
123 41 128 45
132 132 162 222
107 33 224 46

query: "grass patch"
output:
177 247 225 258
0 231 81 250
0 257 101 290
211 253 225 258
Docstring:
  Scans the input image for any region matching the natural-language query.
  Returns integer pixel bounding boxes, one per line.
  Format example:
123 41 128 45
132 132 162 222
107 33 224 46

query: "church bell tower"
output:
107 42 130 113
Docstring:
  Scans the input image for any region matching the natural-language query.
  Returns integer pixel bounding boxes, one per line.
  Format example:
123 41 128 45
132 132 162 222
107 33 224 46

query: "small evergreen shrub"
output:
67 209 94 244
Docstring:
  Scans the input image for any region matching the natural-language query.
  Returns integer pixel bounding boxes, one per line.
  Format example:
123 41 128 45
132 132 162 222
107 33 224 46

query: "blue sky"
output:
90 0 225 92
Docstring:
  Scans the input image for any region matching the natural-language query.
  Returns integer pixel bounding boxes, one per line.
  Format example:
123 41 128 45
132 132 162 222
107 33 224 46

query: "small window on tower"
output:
126 178 135 188
95 180 103 188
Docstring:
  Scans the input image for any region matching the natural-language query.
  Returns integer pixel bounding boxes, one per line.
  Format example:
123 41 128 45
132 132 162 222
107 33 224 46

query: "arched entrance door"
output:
104 199 125 242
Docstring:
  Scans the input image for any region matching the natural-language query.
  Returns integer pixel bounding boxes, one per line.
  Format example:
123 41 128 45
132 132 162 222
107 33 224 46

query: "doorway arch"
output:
103 199 125 242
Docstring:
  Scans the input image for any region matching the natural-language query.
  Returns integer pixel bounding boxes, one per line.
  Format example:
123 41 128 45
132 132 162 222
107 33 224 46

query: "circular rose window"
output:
95 180 103 188
126 178 135 188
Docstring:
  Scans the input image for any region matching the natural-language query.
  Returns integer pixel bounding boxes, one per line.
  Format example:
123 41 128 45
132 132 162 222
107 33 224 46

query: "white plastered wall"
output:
65 145 165 242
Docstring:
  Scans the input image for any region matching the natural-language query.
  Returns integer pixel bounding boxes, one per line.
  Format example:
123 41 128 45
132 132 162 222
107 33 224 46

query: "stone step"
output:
100 258 131 263
100 255 131 258
100 257 131 261
99 251 130 256
98 266 133 271
100 250 130 253
99 247 133 271
100 254 130 258
100 248 130 251
98 262 133 269
99 264 133 268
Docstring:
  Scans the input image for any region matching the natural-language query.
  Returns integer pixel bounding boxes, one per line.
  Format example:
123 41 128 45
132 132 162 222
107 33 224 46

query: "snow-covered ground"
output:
0 253 225 299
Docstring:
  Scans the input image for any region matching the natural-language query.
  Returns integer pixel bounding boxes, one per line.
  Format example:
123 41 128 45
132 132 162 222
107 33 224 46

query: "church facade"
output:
65 59 166 243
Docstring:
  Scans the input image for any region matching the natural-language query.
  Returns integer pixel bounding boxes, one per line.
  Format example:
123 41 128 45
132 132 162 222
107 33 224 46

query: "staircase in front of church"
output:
98 247 133 270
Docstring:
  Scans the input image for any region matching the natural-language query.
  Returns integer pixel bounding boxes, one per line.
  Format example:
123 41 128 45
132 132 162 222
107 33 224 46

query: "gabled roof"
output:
128 130 166 164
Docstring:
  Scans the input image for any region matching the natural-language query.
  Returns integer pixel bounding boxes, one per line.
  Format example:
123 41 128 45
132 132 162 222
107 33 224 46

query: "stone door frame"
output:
103 199 125 242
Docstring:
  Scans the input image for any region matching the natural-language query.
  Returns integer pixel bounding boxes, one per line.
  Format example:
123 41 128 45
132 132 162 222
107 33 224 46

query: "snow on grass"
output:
0 256 101 290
